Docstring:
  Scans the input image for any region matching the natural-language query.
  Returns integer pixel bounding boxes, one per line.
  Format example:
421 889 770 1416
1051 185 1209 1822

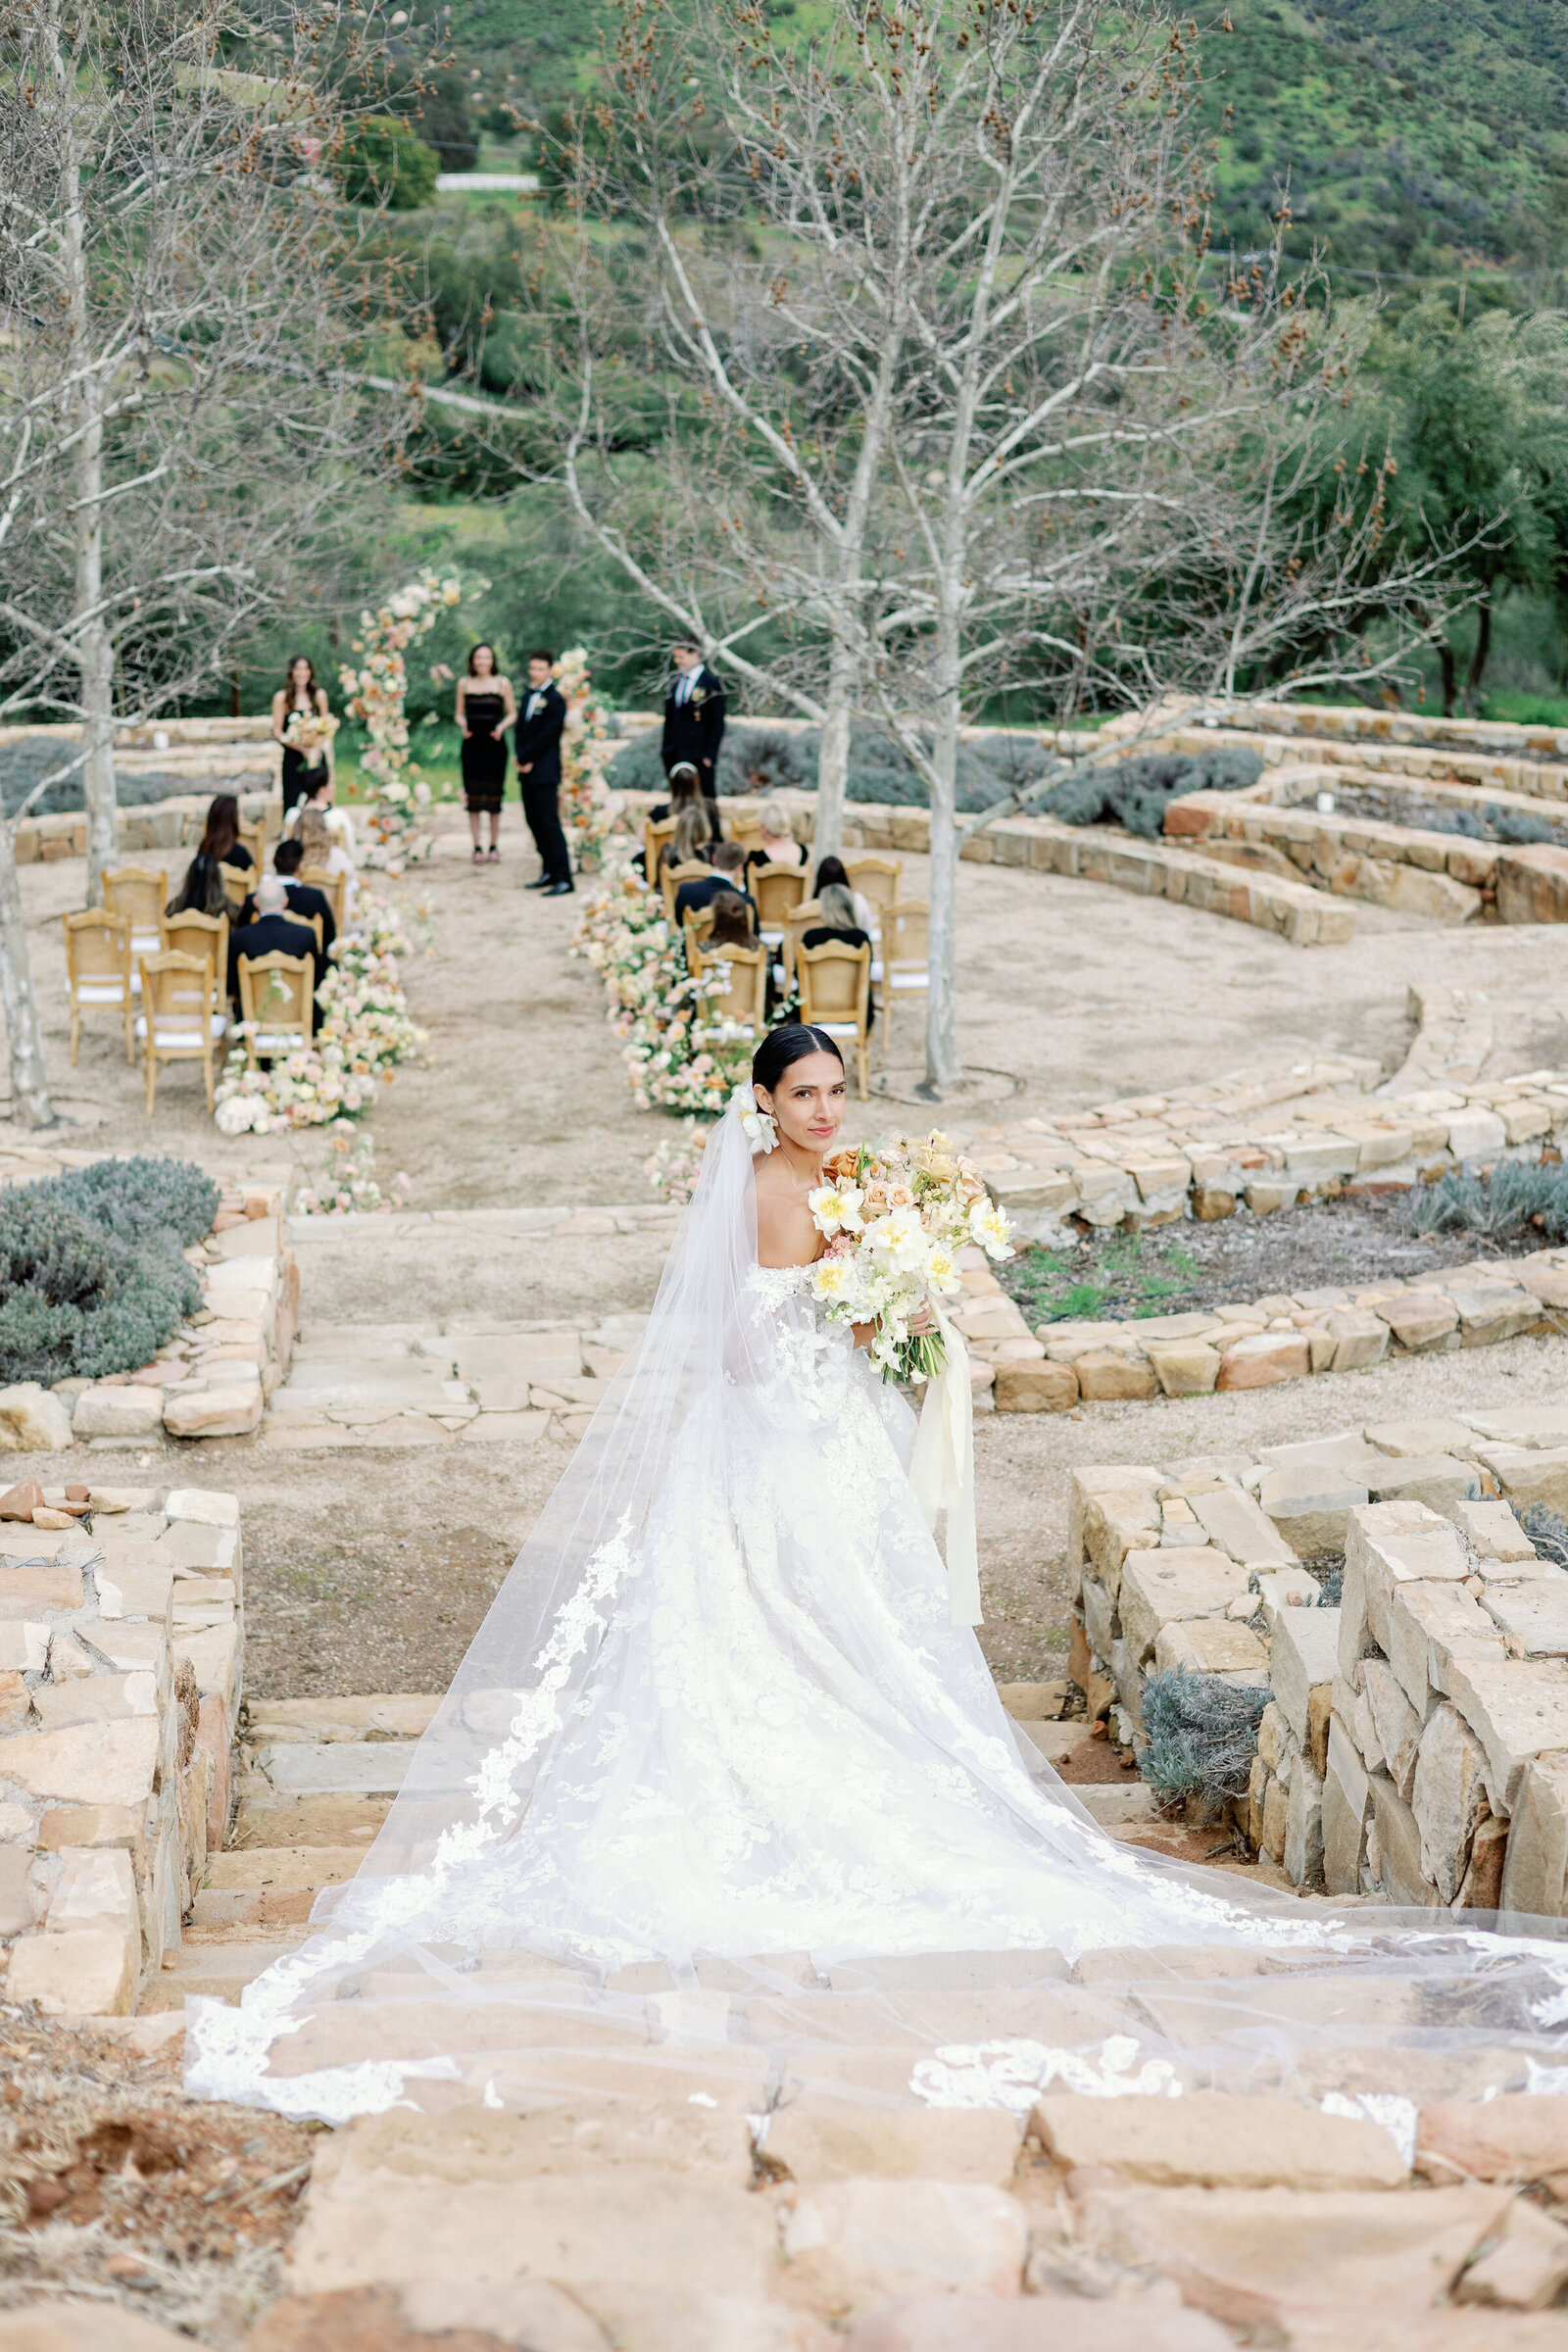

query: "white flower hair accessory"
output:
731 1081 778 1155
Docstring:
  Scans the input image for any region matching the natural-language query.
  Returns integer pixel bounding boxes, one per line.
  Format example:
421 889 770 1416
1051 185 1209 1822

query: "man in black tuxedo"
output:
239 839 336 957
672 840 758 933
514 650 571 897
662 642 726 798
229 874 320 1032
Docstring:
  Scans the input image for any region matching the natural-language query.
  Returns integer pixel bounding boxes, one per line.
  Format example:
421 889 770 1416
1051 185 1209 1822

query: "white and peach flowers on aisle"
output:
293 1130 413 1217
805 1132 1013 1381
554 647 621 874
212 887 425 1137
571 846 757 1115
339 569 466 873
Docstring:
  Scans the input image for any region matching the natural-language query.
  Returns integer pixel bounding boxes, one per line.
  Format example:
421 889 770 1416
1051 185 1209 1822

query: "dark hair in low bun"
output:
752 1023 844 1095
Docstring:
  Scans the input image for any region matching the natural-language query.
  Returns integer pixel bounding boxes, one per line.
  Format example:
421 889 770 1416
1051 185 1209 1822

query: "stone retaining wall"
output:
0 1481 242 2015
1070 1411 1568 1913
11 782 275 867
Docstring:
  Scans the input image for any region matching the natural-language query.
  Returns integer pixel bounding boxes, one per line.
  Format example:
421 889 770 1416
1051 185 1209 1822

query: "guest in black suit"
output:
238 839 336 958
230 875 320 1034
662 644 726 798
514 650 572 897
673 840 758 935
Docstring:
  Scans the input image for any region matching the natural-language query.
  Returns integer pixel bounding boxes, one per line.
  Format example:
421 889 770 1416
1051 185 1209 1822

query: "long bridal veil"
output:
187 1103 1568 2132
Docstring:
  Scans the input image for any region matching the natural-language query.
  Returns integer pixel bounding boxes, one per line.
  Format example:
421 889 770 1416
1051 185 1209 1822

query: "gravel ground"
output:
1002 1191 1561 1326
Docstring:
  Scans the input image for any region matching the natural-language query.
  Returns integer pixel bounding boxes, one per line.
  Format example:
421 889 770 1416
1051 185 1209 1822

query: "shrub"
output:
1037 747 1264 838
0 1158 218 1387
1409 1159 1568 1243
1139 1666 1271 1820
339 118 440 211
1514 1501 1568 1570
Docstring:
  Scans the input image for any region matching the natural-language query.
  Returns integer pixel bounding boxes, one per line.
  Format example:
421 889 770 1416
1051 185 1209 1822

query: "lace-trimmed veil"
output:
187 1100 1568 2132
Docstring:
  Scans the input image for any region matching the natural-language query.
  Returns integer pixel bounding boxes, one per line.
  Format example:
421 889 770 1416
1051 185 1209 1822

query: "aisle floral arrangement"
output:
339 569 465 873
571 846 757 1114
554 646 621 874
293 1131 413 1217
213 887 425 1139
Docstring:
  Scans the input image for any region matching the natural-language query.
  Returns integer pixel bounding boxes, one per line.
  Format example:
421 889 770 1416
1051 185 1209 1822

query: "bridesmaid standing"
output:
456 644 515 865
270 656 333 816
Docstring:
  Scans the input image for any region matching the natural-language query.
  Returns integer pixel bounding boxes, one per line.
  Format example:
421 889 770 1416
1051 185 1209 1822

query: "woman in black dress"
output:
166 794 253 918
456 644 516 865
270 657 334 816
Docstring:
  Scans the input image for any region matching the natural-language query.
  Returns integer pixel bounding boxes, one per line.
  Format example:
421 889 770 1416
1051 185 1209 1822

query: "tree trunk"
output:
812 638 855 865
60 41 117 904
0 826 56 1128
923 598 963 1095
1439 639 1458 717
1464 593 1493 717
78 614 118 904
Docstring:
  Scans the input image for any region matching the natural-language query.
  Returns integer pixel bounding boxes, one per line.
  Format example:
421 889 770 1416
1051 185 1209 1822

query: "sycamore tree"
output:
511 0 1468 1092
0 0 398 1123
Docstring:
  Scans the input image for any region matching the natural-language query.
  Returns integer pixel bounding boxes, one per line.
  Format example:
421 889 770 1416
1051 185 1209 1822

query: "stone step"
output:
142 1934 309 2008
247 1740 420 1796
190 1842 366 1934
231 1791 392 1847
246 1693 442 1743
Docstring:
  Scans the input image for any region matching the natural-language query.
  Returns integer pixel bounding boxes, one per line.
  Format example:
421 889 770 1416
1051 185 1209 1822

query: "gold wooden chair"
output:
102 865 166 968
218 860 252 911
298 864 347 931
237 951 314 1064
797 939 871 1099
661 858 712 925
63 909 133 1065
682 904 716 964
239 814 268 872
750 860 808 948
161 907 229 1017
878 898 930 1049
846 856 904 934
643 812 678 885
723 806 765 862
137 951 225 1114
300 910 324 956
778 897 822 991
691 939 768 1033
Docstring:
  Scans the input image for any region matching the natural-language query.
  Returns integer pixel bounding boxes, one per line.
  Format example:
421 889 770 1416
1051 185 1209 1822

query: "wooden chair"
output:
797 938 871 1100
298 864 347 931
161 908 228 1003
723 807 765 862
878 898 930 1050
102 866 165 967
643 812 678 884
661 858 711 925
750 860 808 947
239 814 268 872
218 860 252 911
63 909 133 1065
847 857 904 932
137 951 226 1114
237 951 314 1064
682 905 716 964
779 897 822 990
691 939 768 1033
301 910 324 956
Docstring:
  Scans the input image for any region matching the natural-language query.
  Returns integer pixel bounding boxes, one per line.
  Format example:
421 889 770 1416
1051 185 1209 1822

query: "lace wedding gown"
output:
188 1109 1568 2126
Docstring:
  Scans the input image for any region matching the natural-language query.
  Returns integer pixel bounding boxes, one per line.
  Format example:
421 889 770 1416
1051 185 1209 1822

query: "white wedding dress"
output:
187 1106 1568 2127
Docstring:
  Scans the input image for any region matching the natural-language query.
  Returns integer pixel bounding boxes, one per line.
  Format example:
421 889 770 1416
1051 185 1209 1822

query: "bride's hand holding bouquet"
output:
806 1134 1013 1381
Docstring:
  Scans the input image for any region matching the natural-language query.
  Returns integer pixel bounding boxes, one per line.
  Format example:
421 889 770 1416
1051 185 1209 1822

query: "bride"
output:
189 1025 1568 2123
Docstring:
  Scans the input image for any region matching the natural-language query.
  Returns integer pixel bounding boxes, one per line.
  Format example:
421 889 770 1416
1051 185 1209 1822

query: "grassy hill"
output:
434 0 1568 298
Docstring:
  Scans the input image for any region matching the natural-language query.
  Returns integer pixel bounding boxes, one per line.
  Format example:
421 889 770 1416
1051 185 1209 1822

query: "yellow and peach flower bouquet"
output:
808 1134 1013 1382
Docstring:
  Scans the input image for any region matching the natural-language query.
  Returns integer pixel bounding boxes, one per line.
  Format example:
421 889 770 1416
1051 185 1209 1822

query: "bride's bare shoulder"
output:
754 1159 820 1271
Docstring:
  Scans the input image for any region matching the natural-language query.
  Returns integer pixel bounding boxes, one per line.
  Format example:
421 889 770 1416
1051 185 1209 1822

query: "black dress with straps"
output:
462 692 509 813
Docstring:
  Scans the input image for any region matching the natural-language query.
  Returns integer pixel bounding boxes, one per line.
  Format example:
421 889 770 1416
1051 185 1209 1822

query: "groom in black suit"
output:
662 642 726 798
514 650 572 896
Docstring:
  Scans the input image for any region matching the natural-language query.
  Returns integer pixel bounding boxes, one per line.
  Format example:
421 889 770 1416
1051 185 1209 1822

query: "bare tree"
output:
0 0 388 900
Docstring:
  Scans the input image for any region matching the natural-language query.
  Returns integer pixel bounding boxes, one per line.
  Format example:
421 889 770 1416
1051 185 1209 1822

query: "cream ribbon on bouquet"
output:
908 1298 981 1628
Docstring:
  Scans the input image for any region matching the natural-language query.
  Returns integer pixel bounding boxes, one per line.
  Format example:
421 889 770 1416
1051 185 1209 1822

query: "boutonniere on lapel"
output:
689 687 706 707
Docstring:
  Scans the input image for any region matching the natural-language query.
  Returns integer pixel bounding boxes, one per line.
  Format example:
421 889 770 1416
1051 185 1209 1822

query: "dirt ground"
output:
8 809 1568 1201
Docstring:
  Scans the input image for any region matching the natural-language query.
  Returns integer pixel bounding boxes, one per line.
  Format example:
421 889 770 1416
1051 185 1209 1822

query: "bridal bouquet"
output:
281 709 339 760
806 1133 1013 1381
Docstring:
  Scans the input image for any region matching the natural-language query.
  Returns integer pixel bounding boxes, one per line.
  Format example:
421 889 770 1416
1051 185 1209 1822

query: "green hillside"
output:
432 0 1568 297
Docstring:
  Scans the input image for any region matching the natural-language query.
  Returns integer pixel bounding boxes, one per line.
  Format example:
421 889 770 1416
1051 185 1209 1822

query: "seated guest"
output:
812 854 876 936
745 801 804 875
167 792 252 917
239 839 336 957
649 760 721 841
802 877 875 1031
229 874 319 1032
705 890 757 953
658 803 715 883
673 839 758 933
288 795 357 918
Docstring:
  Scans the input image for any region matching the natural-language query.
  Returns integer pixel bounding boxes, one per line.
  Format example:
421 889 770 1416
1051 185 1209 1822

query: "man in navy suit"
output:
662 642 726 797
229 874 320 1031
514 650 571 896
